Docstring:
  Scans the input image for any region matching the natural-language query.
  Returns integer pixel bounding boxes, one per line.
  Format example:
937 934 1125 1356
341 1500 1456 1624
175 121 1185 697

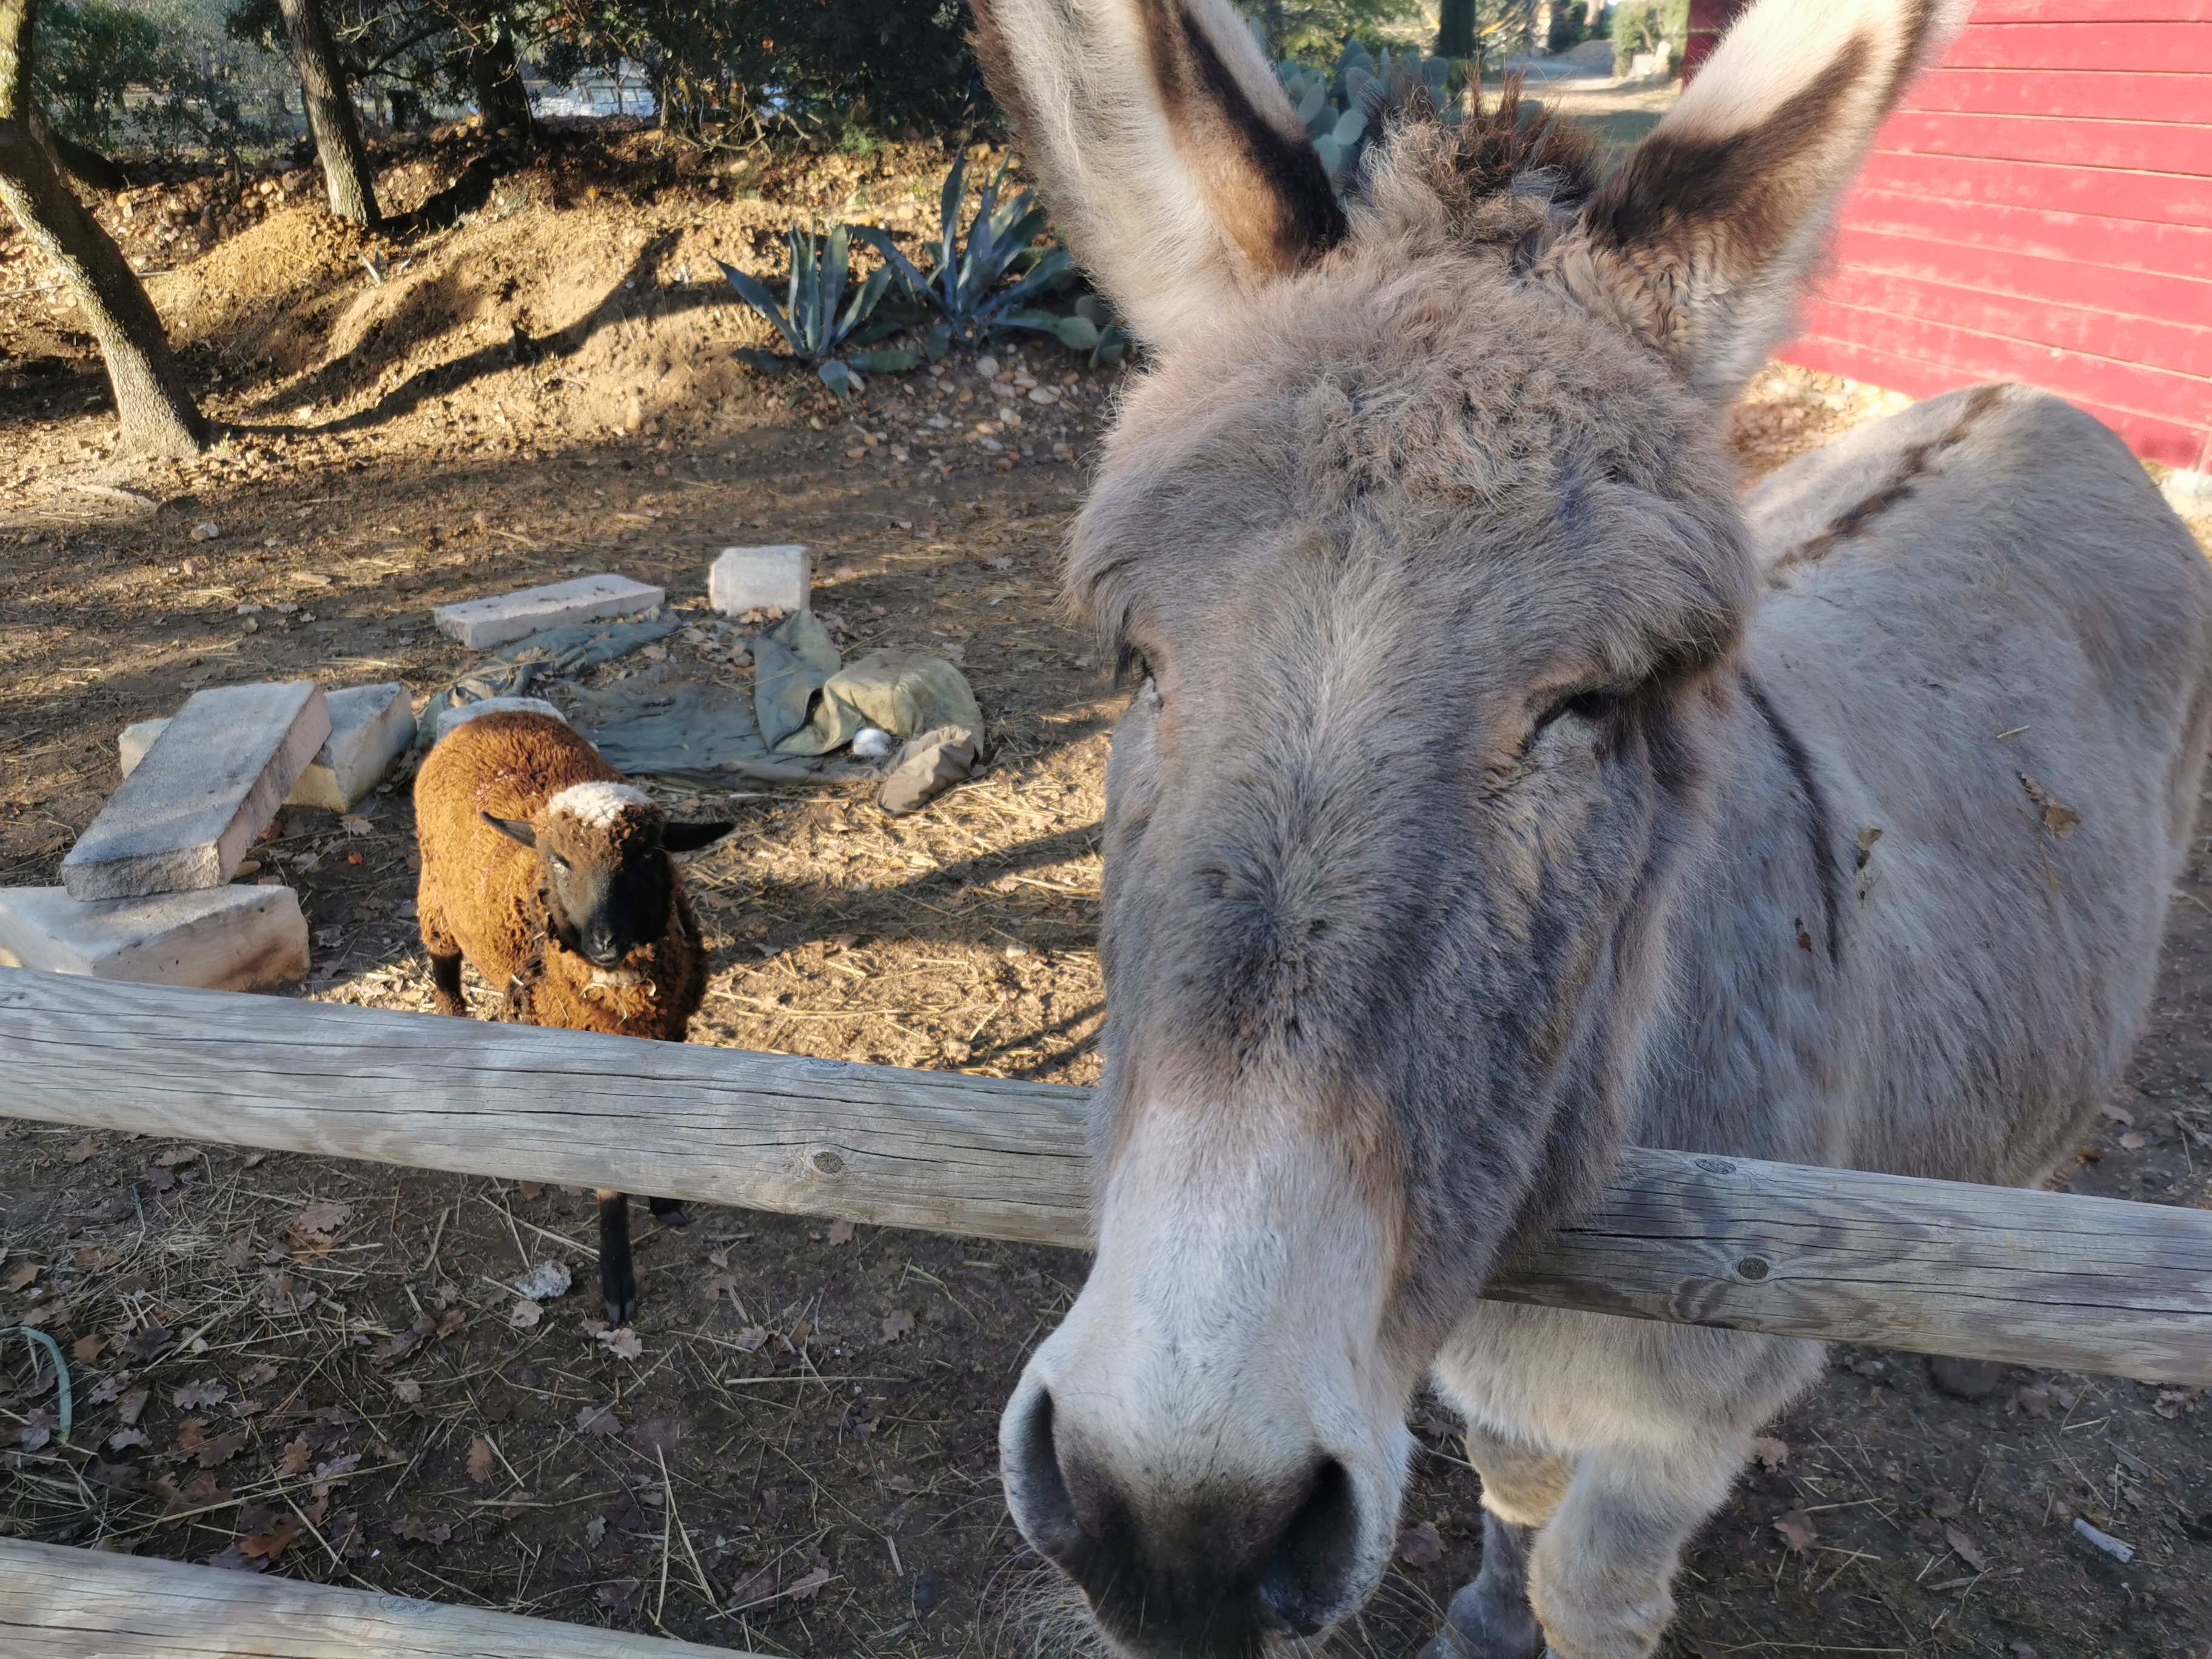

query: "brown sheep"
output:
414 709 734 1321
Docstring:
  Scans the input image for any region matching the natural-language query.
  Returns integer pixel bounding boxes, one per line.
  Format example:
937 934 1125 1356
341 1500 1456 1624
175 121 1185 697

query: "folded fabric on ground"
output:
418 614 682 746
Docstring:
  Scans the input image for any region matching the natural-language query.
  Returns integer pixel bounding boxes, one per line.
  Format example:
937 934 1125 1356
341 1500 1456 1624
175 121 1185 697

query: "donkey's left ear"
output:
1549 0 1969 403
970 0 1344 352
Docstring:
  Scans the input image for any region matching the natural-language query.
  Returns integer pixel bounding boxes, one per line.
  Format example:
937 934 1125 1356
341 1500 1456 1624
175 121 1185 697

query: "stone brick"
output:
120 683 414 812
0 885 309 991
62 682 330 900
433 574 664 648
429 696 574 748
710 545 811 616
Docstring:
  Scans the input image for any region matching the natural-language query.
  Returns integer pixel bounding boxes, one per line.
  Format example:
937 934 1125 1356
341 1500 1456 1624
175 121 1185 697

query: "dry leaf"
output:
258 1275 316 1315
509 1300 543 1330
240 1513 303 1561
280 1436 313 1475
2017 773 2080 837
826 1218 855 1245
1773 1510 1818 1557
599 1327 643 1361
392 1378 423 1405
126 1323 175 1364
158 1472 230 1516
397 1515 452 1545
2097 1103 2135 1125
466 1436 495 1485
575 1404 625 1438
174 1418 213 1456
1750 1436 1789 1471
734 1326 769 1352
3 1260 39 1292
116 1387 150 1427
882 1309 916 1341
2120 1131 2147 1150
106 1427 148 1451
154 1146 201 1168
789 1565 831 1600
173 1378 230 1410
1945 1526 1989 1574
241 1362 278 1386
19 1410 52 1452
2014 1386 2053 1419
1396 1520 1445 1568
197 1430 247 1469
63 1138 99 1165
72 1335 107 1363
584 1515 608 1546
516 1181 545 1199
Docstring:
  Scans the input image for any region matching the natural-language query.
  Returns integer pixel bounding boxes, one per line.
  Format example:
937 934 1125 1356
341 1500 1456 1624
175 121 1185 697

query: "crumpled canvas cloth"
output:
418 615 681 748
751 611 983 757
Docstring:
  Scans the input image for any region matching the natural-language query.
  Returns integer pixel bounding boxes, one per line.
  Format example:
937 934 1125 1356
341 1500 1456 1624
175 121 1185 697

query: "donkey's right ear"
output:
971 0 1344 351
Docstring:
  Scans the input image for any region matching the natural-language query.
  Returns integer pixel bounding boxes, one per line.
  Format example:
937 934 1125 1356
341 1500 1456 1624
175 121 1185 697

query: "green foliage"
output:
1239 0 1426 65
1275 38 1456 187
1009 305 1130 369
719 222 912 400
39 0 279 156
1612 0 1688 76
853 153 1073 354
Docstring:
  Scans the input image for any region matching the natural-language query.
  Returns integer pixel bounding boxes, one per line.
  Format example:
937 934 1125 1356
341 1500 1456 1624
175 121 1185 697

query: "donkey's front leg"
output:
1423 1427 1570 1659
1523 1434 1748 1659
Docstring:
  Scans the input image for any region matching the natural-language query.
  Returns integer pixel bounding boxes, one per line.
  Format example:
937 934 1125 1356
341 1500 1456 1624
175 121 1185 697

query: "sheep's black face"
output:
482 805 734 969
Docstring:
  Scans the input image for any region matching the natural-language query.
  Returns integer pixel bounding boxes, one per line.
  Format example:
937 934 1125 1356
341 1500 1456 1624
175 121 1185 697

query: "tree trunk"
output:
0 0 206 458
1437 0 1476 58
467 28 531 133
275 0 378 224
1586 0 1605 24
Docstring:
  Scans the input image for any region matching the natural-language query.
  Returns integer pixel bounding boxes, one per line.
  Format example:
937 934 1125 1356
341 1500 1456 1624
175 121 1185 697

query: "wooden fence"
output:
2 966 2210 1655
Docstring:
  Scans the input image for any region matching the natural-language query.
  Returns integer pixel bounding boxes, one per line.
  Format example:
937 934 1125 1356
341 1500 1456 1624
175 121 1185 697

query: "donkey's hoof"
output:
1431 1582 1545 1659
646 1197 691 1226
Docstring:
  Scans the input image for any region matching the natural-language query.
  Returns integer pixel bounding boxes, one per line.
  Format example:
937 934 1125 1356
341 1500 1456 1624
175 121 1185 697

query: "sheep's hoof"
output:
605 1292 638 1324
646 1197 691 1227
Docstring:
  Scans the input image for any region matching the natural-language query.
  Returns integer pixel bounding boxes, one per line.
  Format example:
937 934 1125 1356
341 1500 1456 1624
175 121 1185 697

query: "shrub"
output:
720 222 915 400
852 153 1074 355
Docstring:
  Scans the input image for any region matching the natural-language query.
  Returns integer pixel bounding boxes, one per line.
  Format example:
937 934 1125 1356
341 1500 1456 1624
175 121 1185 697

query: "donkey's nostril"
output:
1005 1386 1086 1567
1258 1457 1361 1636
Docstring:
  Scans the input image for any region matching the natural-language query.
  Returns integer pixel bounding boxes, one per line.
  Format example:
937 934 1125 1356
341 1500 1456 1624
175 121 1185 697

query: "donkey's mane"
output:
1353 78 1597 250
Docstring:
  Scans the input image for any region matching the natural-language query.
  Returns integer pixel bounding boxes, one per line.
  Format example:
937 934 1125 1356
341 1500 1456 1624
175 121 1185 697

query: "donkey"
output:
968 1 2212 1655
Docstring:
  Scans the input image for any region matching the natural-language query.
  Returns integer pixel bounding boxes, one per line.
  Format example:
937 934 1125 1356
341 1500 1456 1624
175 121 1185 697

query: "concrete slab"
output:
711 545 811 617
434 574 665 648
0 885 309 991
121 683 414 812
431 696 575 747
63 681 330 901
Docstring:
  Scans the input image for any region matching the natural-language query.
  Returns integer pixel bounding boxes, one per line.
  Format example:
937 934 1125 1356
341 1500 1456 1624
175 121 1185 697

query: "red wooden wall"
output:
1687 1 2212 471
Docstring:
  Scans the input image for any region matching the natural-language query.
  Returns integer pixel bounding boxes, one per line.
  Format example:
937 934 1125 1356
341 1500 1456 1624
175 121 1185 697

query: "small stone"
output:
1929 1355 2006 1401
189 521 220 541
709 544 811 617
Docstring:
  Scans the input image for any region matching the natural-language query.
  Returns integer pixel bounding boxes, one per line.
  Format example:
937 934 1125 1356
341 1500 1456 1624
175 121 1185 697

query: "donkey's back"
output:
1674 383 2212 1186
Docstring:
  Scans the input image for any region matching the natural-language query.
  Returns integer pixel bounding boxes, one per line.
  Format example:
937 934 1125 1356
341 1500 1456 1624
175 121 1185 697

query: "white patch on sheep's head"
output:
546 780 656 828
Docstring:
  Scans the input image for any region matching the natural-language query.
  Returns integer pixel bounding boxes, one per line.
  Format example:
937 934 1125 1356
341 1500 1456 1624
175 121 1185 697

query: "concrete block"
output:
432 695 574 747
434 574 665 648
121 683 414 812
63 682 329 901
2164 469 2212 522
0 885 309 991
711 545 811 617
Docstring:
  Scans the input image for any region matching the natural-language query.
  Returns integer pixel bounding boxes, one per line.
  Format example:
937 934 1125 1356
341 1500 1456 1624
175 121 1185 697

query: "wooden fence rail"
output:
0 1535 761 1658
4 969 2210 1383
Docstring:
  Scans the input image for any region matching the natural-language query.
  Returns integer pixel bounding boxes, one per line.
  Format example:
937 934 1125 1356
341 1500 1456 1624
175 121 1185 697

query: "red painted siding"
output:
1736 1 2212 469
1672 6 2212 469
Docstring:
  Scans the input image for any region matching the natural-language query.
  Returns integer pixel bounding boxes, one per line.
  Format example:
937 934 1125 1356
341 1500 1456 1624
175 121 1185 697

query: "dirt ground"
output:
5 126 2212 1659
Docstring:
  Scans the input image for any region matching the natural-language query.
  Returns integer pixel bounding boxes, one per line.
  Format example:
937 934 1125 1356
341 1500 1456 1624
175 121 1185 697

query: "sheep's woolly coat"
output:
414 711 708 1040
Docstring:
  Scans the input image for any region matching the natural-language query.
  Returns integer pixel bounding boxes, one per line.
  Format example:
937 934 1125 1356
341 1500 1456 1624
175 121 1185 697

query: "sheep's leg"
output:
1523 1434 1749 1659
646 1195 690 1228
1421 1427 1570 1659
597 1190 638 1324
427 952 466 1017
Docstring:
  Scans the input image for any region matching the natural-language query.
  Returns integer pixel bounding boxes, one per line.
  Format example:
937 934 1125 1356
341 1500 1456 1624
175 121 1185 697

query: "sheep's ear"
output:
481 811 537 848
662 820 737 854
969 0 1344 351
1552 0 1968 403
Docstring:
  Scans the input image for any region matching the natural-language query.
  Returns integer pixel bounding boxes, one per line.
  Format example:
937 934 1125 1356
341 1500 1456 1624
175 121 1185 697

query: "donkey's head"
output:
979 1 1965 1651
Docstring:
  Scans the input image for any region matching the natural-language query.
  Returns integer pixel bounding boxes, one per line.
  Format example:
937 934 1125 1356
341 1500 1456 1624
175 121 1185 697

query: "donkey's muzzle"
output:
1002 1378 1366 1656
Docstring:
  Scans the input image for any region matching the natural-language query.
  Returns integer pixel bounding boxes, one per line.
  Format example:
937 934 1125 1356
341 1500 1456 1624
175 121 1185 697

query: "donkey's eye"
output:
1529 687 1621 745
548 854 572 873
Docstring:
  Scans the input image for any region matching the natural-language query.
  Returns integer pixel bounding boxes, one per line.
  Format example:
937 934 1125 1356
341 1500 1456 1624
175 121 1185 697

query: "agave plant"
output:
1276 41 1458 186
719 221 915 400
852 154 1075 354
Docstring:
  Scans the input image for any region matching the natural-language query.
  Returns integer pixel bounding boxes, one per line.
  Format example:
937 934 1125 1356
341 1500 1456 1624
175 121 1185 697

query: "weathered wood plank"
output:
3 970 2209 1382
0 1536 759 1658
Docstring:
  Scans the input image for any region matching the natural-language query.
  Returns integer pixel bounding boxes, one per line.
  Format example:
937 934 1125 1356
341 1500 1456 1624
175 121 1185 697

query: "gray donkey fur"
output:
968 0 2212 1655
